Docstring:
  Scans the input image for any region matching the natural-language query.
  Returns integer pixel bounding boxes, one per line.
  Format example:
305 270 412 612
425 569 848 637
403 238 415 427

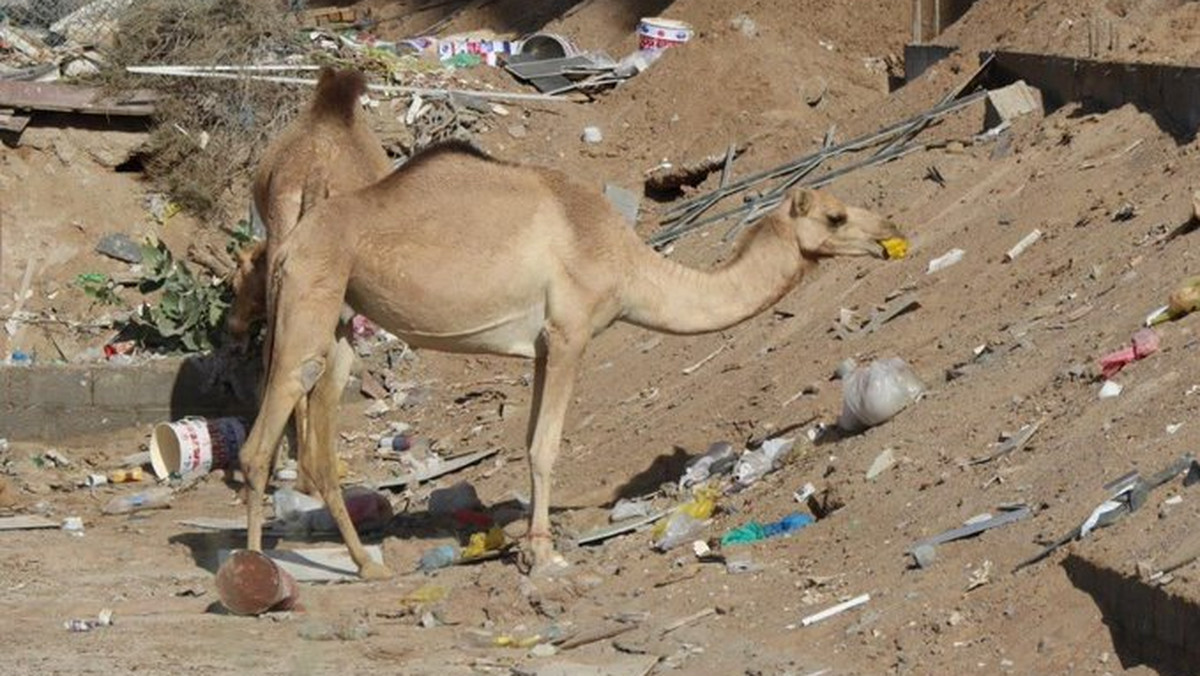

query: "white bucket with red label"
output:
150 417 247 479
638 17 694 51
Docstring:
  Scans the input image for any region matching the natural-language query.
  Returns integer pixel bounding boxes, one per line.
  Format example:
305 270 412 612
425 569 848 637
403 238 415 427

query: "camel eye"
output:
829 212 847 227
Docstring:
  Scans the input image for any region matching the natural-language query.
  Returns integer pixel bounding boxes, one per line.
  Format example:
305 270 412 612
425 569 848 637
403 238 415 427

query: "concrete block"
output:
27 366 93 408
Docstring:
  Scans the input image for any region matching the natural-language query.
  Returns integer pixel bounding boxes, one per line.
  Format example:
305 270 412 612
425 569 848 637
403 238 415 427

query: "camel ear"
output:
788 189 813 218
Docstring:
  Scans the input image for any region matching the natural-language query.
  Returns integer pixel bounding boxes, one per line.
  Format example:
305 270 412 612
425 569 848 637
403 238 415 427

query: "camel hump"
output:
310 68 368 125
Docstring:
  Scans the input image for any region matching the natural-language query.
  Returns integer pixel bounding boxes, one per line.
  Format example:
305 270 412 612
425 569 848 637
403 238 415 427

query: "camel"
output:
225 68 389 521
238 141 905 578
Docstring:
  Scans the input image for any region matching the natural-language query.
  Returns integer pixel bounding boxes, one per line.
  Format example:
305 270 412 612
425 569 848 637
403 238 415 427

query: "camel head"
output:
783 188 905 260
227 241 267 341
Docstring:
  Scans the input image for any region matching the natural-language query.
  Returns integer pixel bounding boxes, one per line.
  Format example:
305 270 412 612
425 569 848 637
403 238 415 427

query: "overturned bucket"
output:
637 17 694 51
215 550 299 616
149 416 247 479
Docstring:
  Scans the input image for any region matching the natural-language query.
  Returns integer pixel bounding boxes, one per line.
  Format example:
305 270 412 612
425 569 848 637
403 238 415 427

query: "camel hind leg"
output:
300 329 393 579
241 266 347 555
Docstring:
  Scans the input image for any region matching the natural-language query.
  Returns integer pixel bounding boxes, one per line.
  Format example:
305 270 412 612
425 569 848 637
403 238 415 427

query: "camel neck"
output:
620 218 810 335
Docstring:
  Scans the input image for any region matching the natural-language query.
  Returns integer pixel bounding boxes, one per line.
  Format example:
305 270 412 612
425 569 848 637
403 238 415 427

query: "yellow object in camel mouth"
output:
880 237 909 260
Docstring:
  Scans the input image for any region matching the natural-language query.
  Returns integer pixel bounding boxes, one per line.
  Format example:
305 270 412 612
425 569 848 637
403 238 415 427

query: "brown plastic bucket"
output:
215 550 299 616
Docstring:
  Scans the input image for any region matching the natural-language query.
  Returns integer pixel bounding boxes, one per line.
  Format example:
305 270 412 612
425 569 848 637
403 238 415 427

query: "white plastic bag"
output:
838 357 925 432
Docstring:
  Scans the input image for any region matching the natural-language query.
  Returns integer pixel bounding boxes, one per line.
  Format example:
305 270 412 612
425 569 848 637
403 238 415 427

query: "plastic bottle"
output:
272 487 324 532
652 487 719 551
101 487 174 515
419 544 460 572
679 441 737 489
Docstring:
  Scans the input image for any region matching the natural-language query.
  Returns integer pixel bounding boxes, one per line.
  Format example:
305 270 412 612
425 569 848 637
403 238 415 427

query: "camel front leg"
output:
301 332 393 579
525 324 586 572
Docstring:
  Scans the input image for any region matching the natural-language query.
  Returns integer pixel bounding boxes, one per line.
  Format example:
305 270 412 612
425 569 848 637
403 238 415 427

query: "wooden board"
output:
0 515 59 531
0 81 157 116
373 447 500 491
218 545 384 582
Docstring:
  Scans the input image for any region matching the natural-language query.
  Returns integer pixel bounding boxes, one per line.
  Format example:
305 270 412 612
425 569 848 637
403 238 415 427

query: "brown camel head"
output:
227 241 267 340
784 188 904 259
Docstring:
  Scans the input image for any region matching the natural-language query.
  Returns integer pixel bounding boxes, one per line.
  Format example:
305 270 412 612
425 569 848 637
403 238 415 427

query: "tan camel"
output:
225 68 389 541
238 142 905 578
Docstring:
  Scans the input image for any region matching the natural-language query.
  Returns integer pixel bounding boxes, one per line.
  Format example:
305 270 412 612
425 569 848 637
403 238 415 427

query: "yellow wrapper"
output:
880 237 908 260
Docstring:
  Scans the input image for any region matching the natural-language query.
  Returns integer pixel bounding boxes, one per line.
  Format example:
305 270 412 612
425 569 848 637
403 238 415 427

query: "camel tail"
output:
310 68 368 125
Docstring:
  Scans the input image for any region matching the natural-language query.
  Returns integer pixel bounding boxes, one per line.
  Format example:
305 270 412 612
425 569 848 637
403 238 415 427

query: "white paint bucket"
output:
637 17 694 51
149 417 247 479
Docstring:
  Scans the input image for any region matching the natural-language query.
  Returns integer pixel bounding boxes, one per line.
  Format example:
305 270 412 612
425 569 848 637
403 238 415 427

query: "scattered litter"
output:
720 512 813 546
94 233 143 264
838 357 925 433
61 516 85 535
1099 328 1159 379
927 248 965 274
373 448 500 491
581 126 603 144
681 343 727 375
971 421 1041 465
637 17 694 52
83 473 108 487
1015 454 1194 571
610 498 654 522
149 417 247 479
1111 202 1137 221
794 482 817 504
652 487 719 551
1098 380 1124 399
101 487 173 515
1003 229 1042 262
679 441 736 489
660 606 719 635
800 593 870 627
909 505 1031 553
834 293 921 340
428 481 483 517
108 467 144 484
1167 423 1183 435
576 509 670 547
273 486 393 535
1148 275 1200 325
64 608 114 633
865 448 896 481
911 543 937 569
733 437 795 487
966 560 993 591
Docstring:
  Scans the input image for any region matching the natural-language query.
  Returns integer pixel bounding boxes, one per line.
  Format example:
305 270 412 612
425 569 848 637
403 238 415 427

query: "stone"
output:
581 126 603 144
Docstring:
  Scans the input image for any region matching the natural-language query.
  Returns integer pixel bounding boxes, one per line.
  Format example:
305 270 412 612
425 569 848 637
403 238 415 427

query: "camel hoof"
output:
529 553 571 579
359 560 394 580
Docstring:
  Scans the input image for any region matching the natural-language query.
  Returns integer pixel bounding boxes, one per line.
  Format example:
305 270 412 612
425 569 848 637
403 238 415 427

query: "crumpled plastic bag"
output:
838 357 925 433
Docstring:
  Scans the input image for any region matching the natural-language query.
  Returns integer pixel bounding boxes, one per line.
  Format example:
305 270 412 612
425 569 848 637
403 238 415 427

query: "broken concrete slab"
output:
984 79 1043 128
94 233 143 264
217 545 384 583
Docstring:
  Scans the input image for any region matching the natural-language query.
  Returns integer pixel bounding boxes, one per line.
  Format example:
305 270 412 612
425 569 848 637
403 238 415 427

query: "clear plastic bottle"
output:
679 441 737 489
101 487 174 515
733 437 796 487
418 544 459 572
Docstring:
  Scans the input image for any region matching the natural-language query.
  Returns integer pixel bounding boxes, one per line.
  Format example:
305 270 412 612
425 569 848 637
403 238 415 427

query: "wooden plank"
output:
0 515 59 531
0 81 157 116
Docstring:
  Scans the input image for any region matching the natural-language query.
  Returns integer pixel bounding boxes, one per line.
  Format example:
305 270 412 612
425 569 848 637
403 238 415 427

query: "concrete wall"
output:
0 358 258 442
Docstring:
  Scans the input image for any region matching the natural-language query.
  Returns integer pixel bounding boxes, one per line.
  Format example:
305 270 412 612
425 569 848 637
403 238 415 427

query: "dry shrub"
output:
104 0 308 220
